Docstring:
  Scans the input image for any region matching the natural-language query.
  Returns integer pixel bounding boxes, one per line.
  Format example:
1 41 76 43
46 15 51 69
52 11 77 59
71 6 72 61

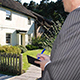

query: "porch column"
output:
22 34 25 47
17 34 21 45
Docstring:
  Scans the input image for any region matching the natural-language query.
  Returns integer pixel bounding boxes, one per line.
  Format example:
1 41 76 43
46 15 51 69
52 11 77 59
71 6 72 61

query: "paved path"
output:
0 74 13 80
5 65 41 80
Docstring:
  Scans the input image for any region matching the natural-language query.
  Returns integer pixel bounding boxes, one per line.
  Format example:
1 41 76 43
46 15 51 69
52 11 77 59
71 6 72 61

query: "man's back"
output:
42 7 80 80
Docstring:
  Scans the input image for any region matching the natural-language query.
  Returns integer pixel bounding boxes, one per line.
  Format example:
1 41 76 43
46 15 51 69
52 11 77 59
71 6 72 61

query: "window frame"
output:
28 17 31 25
6 10 12 20
6 33 11 44
28 34 31 42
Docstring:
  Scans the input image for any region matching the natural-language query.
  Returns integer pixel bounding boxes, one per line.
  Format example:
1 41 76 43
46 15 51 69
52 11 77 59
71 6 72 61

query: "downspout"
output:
34 20 37 39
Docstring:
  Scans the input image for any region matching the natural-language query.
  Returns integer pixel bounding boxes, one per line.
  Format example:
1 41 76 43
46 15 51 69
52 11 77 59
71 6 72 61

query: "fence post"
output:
0 53 1 69
15 54 17 74
19 54 22 74
13 54 15 73
3 53 4 71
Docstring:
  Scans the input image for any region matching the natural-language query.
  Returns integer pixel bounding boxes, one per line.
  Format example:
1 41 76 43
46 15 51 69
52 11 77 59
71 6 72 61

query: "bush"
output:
0 46 5 52
16 45 27 53
31 37 45 49
0 45 21 55
26 45 39 50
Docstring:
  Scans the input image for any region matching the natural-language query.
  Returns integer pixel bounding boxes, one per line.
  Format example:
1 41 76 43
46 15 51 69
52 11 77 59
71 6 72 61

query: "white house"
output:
0 0 36 46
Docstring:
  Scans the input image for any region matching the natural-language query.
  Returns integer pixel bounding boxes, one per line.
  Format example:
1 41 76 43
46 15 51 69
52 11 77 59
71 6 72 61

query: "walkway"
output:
0 74 13 80
6 65 41 80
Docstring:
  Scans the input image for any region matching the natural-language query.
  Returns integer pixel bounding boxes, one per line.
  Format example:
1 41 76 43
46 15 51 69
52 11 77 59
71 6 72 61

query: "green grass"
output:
22 49 50 71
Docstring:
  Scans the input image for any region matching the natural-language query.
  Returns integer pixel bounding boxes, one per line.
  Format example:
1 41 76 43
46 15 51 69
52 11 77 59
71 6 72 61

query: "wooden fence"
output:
0 53 22 75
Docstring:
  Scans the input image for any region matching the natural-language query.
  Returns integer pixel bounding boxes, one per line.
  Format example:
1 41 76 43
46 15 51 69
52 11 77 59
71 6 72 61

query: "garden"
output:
0 37 51 76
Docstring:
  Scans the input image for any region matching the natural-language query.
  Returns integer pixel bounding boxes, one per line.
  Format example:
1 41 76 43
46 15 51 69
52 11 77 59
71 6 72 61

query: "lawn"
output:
22 49 50 71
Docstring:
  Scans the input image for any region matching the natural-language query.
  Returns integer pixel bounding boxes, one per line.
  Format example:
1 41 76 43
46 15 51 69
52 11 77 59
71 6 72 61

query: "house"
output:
0 0 53 46
0 0 37 46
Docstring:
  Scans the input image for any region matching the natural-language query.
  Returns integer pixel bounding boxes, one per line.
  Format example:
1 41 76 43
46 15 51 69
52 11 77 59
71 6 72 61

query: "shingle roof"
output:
0 0 53 28
0 0 36 19
31 11 54 28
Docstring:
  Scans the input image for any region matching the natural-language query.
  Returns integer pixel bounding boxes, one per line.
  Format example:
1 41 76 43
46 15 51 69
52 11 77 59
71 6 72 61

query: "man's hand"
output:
35 59 50 71
37 54 50 61
35 54 50 71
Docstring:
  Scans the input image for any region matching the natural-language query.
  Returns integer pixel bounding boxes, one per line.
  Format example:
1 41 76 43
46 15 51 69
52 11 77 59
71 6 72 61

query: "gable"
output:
0 0 36 19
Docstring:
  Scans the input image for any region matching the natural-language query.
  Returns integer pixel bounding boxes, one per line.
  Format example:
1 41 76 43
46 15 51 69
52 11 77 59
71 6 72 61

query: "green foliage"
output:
25 37 46 50
0 45 21 55
0 46 5 52
41 21 62 52
23 0 68 23
26 45 39 50
27 1 38 11
16 45 27 53
31 37 45 48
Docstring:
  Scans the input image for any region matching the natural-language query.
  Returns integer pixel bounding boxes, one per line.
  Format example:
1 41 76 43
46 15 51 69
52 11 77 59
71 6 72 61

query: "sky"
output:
21 0 57 4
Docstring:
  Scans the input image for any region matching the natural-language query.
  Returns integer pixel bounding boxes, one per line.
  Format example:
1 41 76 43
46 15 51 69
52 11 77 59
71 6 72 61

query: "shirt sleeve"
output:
44 60 51 68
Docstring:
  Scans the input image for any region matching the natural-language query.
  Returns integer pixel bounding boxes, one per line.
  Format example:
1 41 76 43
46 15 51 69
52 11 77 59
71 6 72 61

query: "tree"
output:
27 1 38 11
23 3 28 8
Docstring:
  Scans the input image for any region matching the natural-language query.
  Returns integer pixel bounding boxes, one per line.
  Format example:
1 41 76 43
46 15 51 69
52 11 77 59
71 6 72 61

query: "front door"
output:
21 34 25 46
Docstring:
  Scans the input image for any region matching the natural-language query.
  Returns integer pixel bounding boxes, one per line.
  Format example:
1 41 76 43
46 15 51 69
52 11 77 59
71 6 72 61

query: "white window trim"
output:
6 10 12 20
28 17 31 25
6 33 11 44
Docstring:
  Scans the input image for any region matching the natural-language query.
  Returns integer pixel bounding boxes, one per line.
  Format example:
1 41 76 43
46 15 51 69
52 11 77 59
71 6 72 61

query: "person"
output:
35 0 80 80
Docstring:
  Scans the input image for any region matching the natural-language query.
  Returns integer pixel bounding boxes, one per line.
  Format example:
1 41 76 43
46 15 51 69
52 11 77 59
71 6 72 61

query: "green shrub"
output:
0 45 21 55
31 37 45 49
16 45 27 53
0 46 5 52
26 45 39 50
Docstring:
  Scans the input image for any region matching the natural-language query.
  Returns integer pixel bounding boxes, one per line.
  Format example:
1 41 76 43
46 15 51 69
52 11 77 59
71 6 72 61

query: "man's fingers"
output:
41 54 50 60
36 54 41 58
34 61 41 64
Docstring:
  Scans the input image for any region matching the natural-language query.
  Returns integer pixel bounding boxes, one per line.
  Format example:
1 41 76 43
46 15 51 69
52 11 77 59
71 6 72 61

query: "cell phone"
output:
27 55 40 67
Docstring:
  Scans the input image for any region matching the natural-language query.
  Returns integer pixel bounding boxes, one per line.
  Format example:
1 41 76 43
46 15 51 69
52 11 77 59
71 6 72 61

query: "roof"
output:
31 11 44 20
0 0 53 28
31 11 54 28
0 0 36 19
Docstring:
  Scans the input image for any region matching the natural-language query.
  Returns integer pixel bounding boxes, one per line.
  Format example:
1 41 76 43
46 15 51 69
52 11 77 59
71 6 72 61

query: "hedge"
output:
0 45 21 55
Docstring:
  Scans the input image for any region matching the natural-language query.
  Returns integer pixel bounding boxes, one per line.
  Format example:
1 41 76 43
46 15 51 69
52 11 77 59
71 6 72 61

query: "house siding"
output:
0 7 35 46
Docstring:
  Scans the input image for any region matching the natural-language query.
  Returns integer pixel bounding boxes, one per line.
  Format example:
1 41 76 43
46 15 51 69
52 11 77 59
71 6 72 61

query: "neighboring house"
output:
0 0 36 46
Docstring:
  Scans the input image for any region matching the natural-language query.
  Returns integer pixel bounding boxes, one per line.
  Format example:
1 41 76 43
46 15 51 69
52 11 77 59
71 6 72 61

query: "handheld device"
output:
27 55 40 67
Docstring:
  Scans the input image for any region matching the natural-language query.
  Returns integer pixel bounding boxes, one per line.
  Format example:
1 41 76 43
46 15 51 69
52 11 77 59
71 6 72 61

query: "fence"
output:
0 53 22 75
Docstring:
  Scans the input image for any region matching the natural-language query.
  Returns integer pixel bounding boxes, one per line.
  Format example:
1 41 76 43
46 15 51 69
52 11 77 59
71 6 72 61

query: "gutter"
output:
1 5 37 19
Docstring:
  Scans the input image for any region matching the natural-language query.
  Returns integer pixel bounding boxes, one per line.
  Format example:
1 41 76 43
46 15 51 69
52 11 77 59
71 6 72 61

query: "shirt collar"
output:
78 6 80 8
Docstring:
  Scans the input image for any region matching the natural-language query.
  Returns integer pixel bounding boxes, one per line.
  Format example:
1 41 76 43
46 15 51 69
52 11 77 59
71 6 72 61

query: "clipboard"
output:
27 55 40 67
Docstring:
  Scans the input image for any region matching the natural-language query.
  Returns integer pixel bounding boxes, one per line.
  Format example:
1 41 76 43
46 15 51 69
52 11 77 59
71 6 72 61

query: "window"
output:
6 10 11 20
28 34 31 42
28 17 31 25
6 34 11 43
